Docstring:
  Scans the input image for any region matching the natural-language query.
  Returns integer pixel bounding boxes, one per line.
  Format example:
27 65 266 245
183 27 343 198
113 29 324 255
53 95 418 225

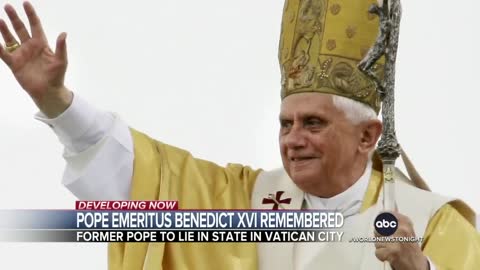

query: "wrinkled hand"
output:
374 211 429 270
0 1 71 117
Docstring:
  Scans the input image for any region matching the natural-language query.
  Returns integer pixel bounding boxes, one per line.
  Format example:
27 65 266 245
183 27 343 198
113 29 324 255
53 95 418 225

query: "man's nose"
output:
283 126 307 149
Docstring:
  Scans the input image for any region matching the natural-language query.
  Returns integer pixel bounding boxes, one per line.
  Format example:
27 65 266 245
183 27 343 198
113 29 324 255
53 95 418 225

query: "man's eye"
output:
280 121 292 129
305 119 325 127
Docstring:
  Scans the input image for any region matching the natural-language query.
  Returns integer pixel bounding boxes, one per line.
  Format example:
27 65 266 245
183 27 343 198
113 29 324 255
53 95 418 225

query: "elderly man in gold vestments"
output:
1 1 479 269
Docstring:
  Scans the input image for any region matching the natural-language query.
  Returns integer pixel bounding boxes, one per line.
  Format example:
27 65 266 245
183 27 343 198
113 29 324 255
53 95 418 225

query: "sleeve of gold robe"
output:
422 202 480 270
109 128 262 270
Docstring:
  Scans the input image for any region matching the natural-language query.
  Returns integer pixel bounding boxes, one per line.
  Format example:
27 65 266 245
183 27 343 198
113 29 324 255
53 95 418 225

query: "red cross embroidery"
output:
262 191 292 210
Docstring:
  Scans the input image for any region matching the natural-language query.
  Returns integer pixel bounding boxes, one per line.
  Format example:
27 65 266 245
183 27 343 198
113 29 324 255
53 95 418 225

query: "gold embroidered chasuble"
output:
108 129 480 270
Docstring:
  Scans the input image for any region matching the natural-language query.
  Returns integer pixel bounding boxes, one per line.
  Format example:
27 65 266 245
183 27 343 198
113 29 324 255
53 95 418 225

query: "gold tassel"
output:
399 147 431 191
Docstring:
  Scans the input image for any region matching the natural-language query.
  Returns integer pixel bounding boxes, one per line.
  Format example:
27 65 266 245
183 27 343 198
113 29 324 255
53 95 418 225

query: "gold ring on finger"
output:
5 42 20 53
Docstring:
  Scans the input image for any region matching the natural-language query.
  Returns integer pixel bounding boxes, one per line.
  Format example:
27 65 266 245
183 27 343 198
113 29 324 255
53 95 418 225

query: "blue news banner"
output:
0 210 345 242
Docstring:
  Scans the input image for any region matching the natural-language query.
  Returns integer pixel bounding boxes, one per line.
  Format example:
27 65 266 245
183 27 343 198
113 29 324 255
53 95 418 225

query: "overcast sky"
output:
0 0 479 269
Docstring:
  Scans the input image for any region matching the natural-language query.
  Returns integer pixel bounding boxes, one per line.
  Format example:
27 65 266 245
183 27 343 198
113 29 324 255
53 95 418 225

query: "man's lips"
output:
289 156 316 162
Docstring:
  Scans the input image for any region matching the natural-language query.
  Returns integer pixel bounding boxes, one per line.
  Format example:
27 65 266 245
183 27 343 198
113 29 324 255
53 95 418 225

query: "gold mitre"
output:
279 0 384 113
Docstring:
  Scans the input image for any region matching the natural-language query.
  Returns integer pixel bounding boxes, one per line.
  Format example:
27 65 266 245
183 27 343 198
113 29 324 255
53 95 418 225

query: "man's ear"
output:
358 120 382 154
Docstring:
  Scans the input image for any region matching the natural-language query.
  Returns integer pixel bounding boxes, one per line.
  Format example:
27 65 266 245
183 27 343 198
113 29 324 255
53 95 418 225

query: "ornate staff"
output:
358 0 402 212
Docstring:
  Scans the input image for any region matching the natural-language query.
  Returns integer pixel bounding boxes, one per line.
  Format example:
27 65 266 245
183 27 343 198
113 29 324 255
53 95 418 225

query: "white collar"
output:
304 161 372 215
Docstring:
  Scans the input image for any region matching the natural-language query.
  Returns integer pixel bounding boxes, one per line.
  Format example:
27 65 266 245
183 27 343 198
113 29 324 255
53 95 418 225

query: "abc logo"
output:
374 213 398 236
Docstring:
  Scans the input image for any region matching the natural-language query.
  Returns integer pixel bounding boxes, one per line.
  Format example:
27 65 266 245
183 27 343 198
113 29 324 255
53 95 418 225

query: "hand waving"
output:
0 1 71 117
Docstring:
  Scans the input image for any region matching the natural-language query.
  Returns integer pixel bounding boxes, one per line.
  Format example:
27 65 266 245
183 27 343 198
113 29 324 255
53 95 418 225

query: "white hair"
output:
332 95 377 124
332 95 379 158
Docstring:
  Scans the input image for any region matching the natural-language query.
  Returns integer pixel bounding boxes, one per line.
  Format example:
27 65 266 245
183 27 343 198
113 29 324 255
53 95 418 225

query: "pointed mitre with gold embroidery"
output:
278 0 434 191
279 0 384 113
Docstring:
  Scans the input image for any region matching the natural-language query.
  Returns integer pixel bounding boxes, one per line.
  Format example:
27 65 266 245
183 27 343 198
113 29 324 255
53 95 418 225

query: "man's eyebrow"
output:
279 111 326 120
279 114 289 121
279 113 321 120
303 114 325 120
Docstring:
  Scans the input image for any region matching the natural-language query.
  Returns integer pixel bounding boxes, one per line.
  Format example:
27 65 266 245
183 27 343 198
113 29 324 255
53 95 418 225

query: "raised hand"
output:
0 1 72 118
